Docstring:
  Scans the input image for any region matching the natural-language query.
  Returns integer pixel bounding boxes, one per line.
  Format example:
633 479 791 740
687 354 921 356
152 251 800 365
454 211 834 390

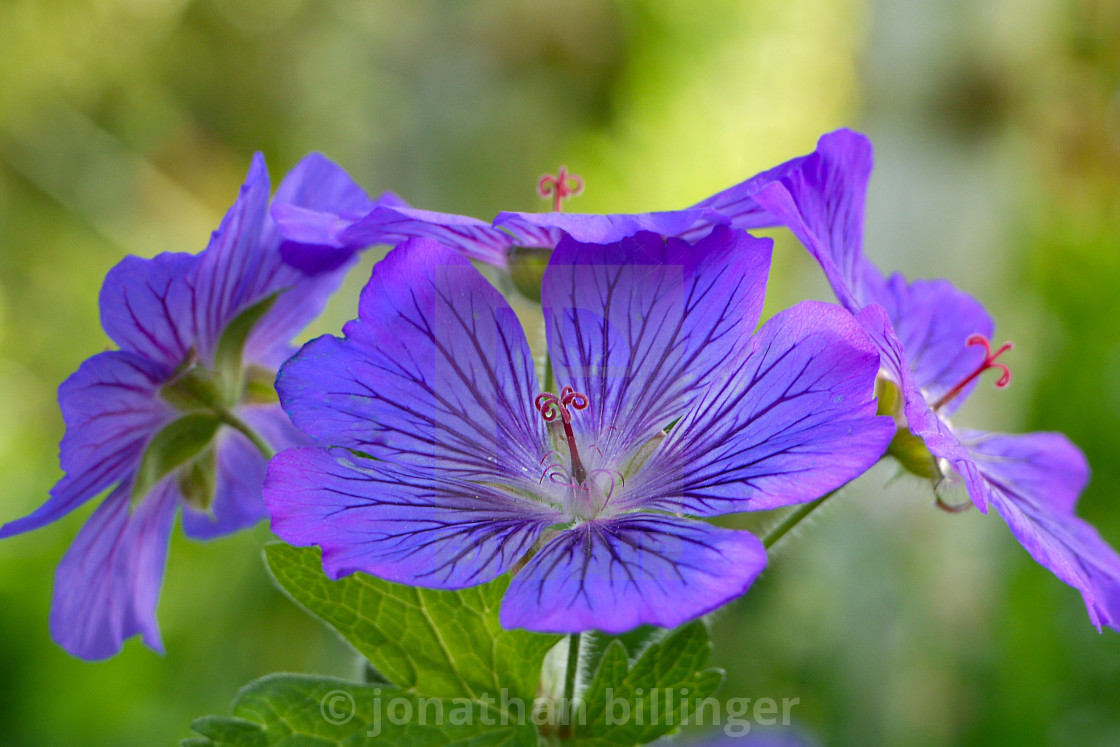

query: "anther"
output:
537 167 584 212
932 334 1013 411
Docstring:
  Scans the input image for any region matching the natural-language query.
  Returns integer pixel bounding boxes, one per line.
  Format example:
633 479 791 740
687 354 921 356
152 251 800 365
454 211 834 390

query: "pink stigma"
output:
535 386 590 484
537 167 583 212
932 334 1013 411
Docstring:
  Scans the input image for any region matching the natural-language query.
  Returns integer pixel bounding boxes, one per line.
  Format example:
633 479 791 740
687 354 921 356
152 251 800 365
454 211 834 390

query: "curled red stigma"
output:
537 166 583 212
534 385 589 424
932 334 1013 411
535 386 590 484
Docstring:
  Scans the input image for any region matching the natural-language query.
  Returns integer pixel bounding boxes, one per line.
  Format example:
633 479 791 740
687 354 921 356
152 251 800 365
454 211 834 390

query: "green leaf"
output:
184 674 537 746
214 291 280 399
579 626 664 684
572 622 724 746
132 412 222 506
264 543 559 704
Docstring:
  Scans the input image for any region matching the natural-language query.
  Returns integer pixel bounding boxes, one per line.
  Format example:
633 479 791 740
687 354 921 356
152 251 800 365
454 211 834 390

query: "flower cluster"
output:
5 129 1118 661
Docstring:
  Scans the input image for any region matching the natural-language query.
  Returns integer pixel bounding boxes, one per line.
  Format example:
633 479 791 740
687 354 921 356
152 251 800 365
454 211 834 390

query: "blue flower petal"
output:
191 154 351 369
952 430 1120 631
541 226 772 466
750 129 887 312
684 146 813 238
876 275 995 416
493 208 730 246
264 447 563 588
99 253 198 372
339 204 514 268
271 153 397 275
624 301 894 515
500 513 766 633
1 351 173 539
278 238 547 482
49 480 178 660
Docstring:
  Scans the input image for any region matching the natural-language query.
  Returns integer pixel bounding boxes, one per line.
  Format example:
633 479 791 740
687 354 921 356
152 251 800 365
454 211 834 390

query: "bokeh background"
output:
1 0 1118 744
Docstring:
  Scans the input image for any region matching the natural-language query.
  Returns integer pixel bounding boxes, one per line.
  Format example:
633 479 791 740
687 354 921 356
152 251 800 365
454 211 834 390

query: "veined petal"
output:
191 154 350 368
271 153 399 275
181 405 306 540
277 238 546 481
339 205 513 268
264 447 563 588
749 129 887 312
192 153 274 360
855 305 986 470
500 513 766 633
49 480 178 660
953 430 1120 630
1 352 173 539
242 155 360 368
541 227 772 464
493 208 730 246
99 252 198 371
624 301 894 515
878 274 995 415
683 148 812 238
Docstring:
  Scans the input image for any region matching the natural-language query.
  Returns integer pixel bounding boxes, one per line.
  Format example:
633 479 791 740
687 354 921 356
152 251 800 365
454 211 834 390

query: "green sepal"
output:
887 427 940 480
875 377 902 419
161 366 225 412
507 246 552 302
184 673 538 746
214 291 280 400
132 413 223 507
241 364 280 404
177 447 218 512
264 543 559 703
572 621 724 745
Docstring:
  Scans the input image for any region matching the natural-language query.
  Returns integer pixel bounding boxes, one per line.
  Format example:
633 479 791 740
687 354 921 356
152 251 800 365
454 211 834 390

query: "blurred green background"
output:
1 0 1118 744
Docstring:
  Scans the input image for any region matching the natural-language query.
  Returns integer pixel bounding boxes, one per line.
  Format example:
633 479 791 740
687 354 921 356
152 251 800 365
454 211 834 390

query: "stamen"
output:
537 167 584 212
535 386 590 484
588 468 625 507
931 334 1013 411
935 493 973 513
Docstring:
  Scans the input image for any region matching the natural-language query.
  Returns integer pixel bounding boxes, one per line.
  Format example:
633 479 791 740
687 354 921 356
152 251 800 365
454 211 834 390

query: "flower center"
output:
535 386 589 484
537 167 583 212
932 334 1013 411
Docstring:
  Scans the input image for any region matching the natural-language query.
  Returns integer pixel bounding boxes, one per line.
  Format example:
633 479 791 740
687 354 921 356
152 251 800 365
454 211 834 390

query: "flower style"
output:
264 226 894 633
739 128 1120 630
0 153 381 659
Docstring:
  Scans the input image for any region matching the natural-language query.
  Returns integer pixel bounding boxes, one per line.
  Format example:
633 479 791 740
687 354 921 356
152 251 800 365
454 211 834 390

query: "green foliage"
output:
184 674 537 746
194 546 726 746
264 543 559 703
572 622 724 745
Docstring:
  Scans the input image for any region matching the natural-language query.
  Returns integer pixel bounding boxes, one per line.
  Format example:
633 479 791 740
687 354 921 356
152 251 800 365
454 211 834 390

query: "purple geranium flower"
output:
740 128 1120 630
264 226 894 632
0 153 379 659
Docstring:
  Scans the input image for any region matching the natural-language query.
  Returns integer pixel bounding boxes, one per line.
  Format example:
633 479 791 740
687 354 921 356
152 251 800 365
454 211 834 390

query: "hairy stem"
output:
761 490 836 549
563 632 581 718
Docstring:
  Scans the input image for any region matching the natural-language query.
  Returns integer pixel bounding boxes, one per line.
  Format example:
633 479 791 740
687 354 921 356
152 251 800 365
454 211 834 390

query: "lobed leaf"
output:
264 543 559 704
572 622 724 746
184 674 536 746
